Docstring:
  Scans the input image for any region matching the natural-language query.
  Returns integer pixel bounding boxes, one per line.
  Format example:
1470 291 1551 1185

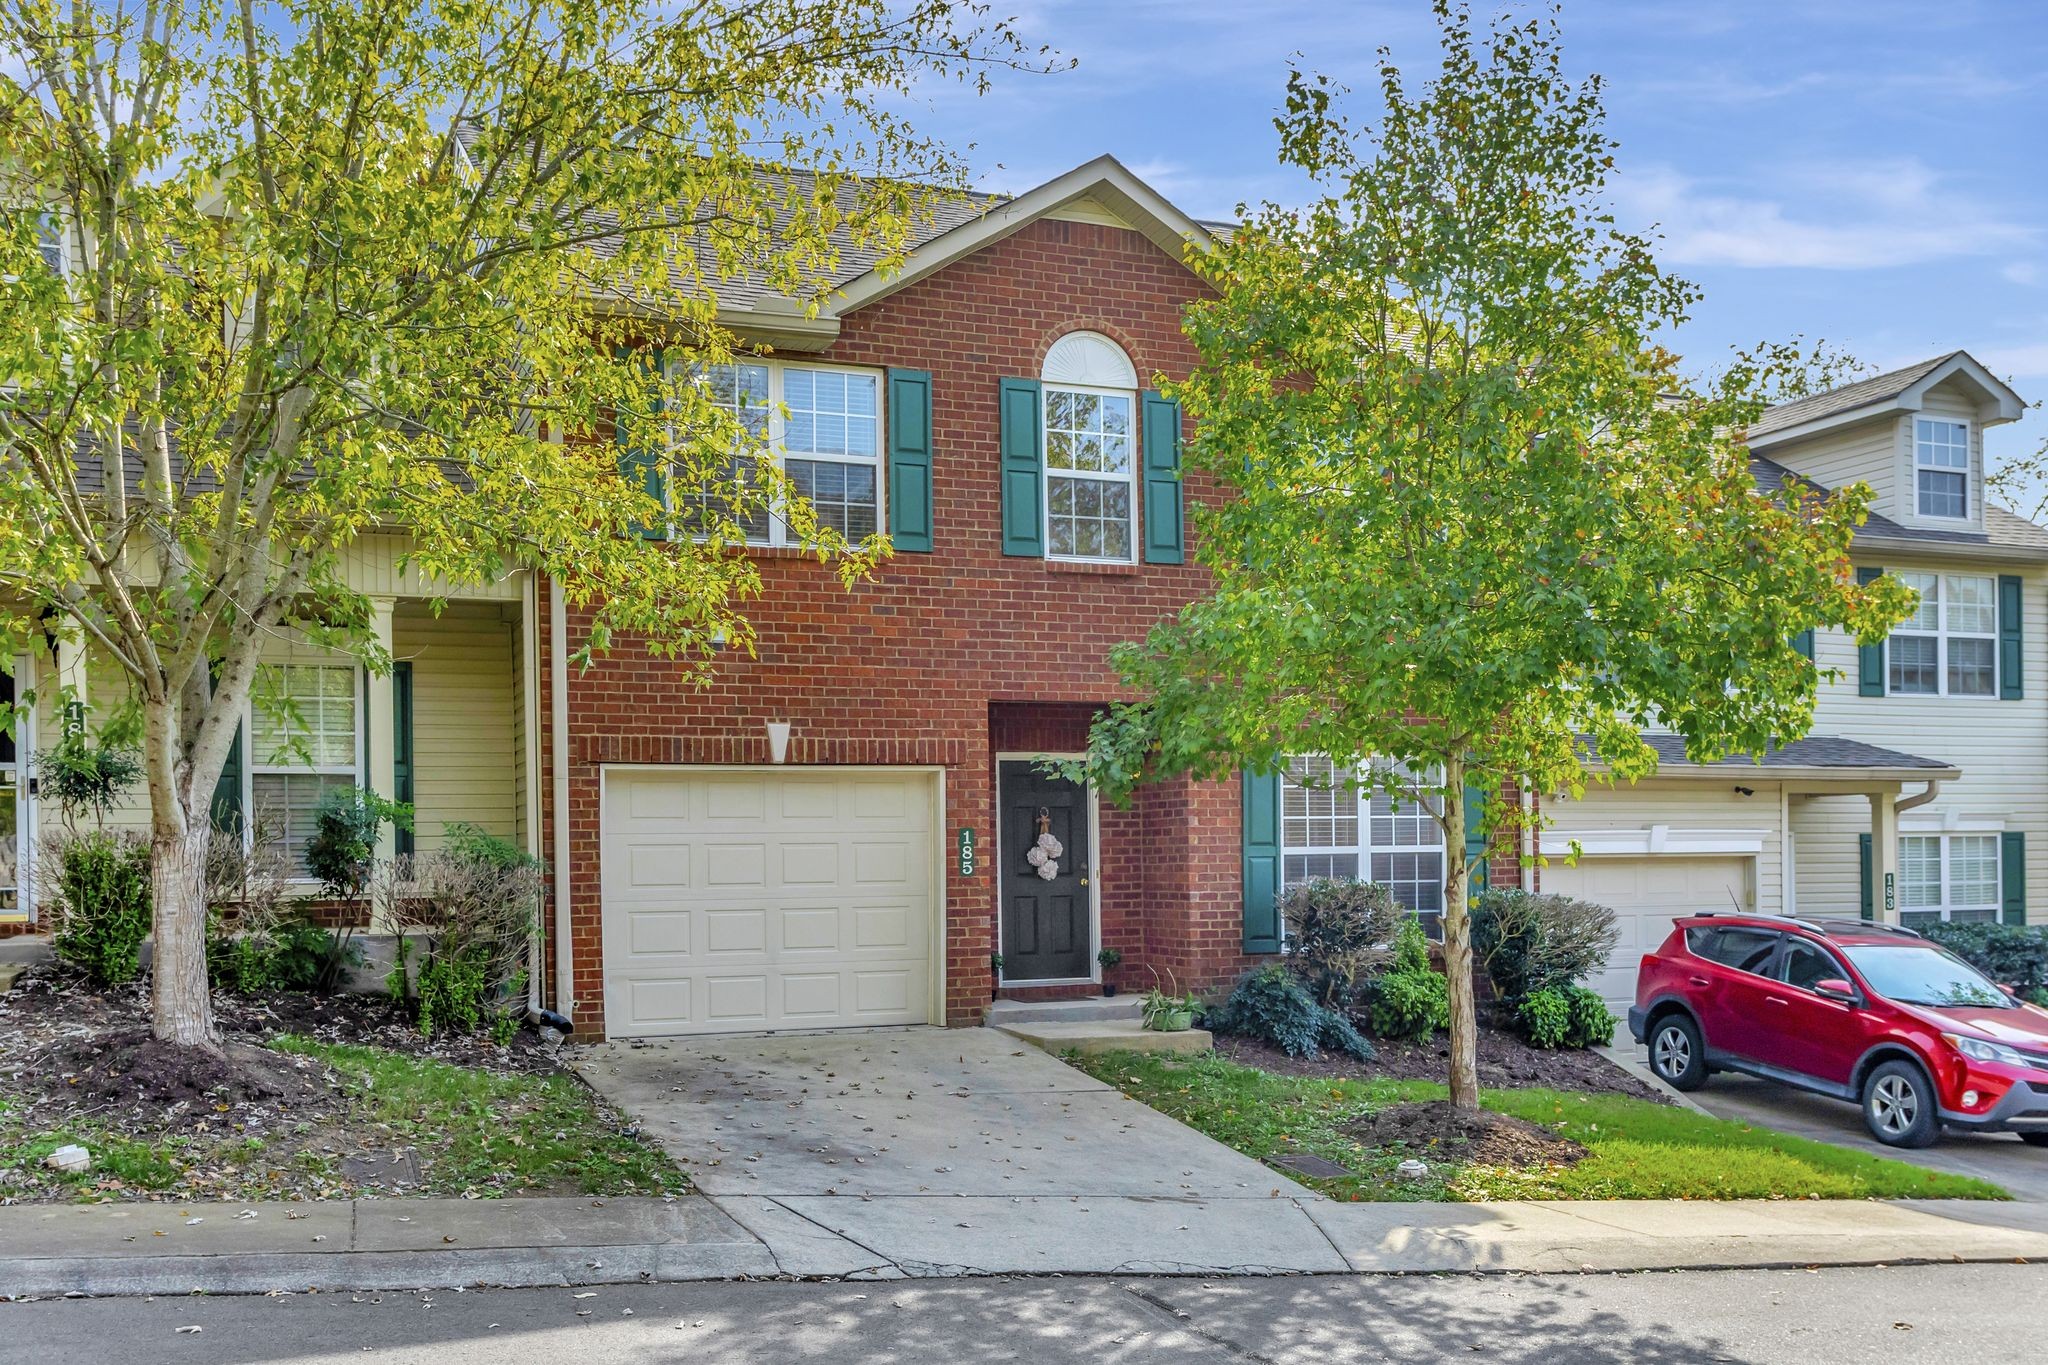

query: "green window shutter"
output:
2003 831 2027 926
209 723 244 836
617 346 668 539
1856 566 1885 696
1792 629 1815 660
1999 574 2023 700
998 377 1044 557
1858 833 1874 921
1461 779 1489 893
392 662 414 857
886 368 934 553
1140 390 1185 565
1241 768 1283 954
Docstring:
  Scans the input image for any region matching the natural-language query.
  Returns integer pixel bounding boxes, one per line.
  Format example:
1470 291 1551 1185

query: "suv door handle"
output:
1688 976 1710 988
1765 995 1788 1006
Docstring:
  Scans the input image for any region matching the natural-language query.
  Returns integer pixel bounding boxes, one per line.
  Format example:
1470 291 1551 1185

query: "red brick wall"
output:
542 217 1263 1032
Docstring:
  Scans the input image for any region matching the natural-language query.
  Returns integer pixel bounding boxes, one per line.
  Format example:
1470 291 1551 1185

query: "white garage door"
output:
601 769 937 1038
1542 856 1754 1009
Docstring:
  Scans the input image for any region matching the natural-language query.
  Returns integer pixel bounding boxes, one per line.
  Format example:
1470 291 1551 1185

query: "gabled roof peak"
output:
1748 349 2026 447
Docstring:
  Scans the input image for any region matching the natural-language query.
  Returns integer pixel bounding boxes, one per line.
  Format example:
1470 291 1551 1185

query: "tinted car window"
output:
1841 944 2012 1009
1778 939 1847 992
1689 927 1779 975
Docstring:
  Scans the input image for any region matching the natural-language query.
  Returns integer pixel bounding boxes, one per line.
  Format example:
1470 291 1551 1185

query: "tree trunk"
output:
141 694 220 1051
1441 755 1480 1110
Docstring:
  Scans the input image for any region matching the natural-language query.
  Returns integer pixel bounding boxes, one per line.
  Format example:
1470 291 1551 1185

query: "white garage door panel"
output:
1543 856 1753 1010
602 770 936 1037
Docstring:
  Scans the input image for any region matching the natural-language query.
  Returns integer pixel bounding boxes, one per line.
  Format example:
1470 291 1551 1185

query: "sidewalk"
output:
5 1193 2045 1296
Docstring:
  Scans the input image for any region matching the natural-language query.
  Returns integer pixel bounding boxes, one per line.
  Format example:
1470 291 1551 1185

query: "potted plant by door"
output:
1140 968 1203 1033
1097 947 1123 996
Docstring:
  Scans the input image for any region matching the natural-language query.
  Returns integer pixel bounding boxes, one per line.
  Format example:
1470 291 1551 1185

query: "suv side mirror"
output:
1813 978 1857 1004
2000 984 2017 997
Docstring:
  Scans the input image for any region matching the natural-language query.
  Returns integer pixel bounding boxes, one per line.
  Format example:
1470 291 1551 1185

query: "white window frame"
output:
1913 417 1972 522
676 358 886 549
1898 832 2000 926
245 662 367 876
1042 381 1138 565
1887 571 1998 698
1279 755 1448 918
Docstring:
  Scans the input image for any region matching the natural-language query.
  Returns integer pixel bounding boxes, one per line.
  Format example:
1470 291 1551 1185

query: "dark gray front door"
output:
998 760 1091 981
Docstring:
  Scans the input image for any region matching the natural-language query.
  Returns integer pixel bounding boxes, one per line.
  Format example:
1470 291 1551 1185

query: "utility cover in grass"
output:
1347 1101 1588 1170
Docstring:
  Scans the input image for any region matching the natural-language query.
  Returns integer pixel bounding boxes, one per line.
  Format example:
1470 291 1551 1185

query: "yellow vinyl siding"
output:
1540 781 1785 915
394 601 519 853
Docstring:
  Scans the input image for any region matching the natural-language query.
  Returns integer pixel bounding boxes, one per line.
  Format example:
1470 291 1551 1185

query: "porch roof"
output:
1586 733 1959 784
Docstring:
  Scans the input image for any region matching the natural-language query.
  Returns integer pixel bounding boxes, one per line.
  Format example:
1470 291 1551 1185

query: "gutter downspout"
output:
523 571 543 1014
1895 779 1943 815
1519 784 1536 892
550 575 574 1021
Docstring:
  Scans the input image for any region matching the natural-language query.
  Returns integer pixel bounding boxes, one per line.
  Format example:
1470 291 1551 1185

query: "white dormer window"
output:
1914 418 1970 520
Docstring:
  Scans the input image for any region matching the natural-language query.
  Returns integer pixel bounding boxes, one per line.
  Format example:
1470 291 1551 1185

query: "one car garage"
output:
600 768 941 1038
1541 854 1755 1010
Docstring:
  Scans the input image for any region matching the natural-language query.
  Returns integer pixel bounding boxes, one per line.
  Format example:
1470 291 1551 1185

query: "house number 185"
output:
957 827 976 877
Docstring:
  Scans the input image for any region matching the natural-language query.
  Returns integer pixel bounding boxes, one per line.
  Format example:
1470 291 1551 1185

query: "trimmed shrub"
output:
300 786 411 991
1515 984 1617 1050
1279 877 1402 1006
379 826 542 1040
1923 922 2048 994
1472 890 1620 1000
1206 965 1375 1061
44 831 153 985
1361 918 1449 1040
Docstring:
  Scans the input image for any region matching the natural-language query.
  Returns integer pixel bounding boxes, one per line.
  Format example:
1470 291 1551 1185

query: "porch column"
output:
367 596 398 879
1869 789 1900 923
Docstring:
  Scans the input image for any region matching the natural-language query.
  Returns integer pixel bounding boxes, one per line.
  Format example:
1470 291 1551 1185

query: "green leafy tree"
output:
0 0 1037 1051
1076 4 1912 1108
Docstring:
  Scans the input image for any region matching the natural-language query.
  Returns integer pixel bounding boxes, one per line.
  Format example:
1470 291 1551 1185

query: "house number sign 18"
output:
957 827 976 877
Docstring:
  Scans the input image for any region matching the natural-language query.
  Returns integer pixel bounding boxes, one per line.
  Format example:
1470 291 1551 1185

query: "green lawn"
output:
1 1038 685 1203
271 1037 686 1198
1071 1050 2007 1202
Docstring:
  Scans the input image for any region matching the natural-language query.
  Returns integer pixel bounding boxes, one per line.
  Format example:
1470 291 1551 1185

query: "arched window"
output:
1040 332 1138 562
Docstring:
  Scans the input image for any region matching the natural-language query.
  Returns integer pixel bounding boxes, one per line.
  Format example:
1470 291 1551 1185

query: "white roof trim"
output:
1748 351 2028 449
828 155 1216 316
1540 826 1771 858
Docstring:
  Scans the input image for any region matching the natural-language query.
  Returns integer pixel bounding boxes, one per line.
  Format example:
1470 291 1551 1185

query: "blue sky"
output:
913 0 2048 489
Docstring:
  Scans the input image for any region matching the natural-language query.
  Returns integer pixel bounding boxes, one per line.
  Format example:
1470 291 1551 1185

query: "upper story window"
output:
1914 418 1971 520
1889 571 1996 697
680 360 882 547
1041 332 1139 563
1280 755 1447 923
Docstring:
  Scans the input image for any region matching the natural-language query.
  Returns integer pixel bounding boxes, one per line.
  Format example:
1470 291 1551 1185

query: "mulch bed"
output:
1215 1021 1668 1105
1343 1099 1588 1171
0 961 579 1204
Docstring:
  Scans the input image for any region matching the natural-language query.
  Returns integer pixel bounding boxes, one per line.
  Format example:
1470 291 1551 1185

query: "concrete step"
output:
992 1017 1213 1057
983 994 1143 1027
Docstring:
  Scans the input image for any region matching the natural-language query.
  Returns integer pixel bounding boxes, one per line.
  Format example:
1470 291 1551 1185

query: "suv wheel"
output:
1863 1060 1940 1148
1648 1013 1707 1091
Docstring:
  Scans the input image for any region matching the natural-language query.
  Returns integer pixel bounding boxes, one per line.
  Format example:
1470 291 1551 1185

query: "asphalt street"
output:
3 1262 2040 1363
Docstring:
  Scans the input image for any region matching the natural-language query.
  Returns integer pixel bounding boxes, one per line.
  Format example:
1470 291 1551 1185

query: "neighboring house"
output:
4 156 2033 1041
1548 352 2044 1007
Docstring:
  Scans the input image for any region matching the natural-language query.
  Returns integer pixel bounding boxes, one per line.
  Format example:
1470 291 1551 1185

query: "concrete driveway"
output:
571 1027 1342 1276
1623 1050 2048 1201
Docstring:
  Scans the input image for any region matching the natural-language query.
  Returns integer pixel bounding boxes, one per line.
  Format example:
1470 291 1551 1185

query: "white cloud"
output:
1978 344 2048 380
2004 262 2043 287
1614 160 2037 270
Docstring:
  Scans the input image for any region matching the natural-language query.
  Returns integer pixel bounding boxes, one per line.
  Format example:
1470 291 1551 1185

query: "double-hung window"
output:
686 361 882 546
250 663 362 874
1280 756 1447 920
1888 571 1996 696
1044 385 1135 562
1915 418 1970 520
1899 833 2000 927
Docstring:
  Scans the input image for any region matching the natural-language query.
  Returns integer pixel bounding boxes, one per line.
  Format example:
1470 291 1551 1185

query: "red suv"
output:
1630 913 2048 1148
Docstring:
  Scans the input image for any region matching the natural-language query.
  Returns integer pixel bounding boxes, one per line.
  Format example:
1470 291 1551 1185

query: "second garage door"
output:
601 769 938 1038
1542 855 1754 1010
